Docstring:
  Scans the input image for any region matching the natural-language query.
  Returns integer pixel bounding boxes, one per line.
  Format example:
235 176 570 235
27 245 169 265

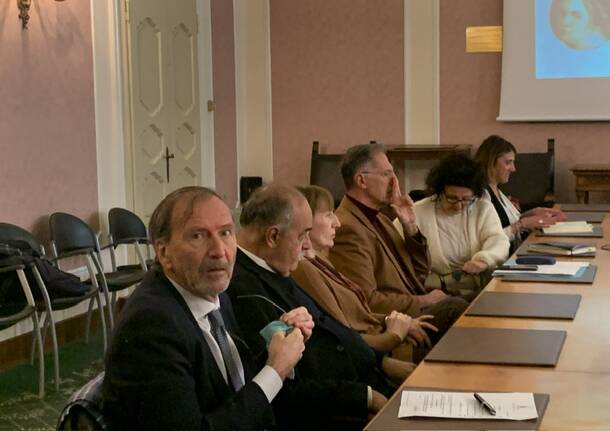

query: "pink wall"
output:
439 0 610 203
211 0 238 206
0 1 98 241
270 0 405 186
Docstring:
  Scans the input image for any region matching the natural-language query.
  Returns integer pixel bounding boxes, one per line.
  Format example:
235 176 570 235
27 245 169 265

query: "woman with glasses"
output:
397 154 509 297
474 135 566 249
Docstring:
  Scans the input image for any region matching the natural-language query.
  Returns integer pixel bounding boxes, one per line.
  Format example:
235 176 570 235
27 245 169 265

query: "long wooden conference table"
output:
366 213 610 431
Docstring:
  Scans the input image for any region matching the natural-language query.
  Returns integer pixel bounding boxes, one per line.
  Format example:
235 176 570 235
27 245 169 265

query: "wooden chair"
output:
310 141 345 208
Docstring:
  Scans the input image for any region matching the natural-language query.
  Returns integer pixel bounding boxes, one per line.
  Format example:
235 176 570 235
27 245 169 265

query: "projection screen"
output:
498 0 610 122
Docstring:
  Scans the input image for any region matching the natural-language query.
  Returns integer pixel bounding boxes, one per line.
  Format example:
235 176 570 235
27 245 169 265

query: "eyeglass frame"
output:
441 191 477 206
359 169 396 179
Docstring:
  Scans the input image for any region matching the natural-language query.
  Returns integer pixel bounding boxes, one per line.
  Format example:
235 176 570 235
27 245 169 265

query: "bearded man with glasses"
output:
396 154 509 300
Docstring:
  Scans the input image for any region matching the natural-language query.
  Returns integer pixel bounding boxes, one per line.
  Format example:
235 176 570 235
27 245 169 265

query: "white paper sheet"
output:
543 221 593 234
398 391 538 421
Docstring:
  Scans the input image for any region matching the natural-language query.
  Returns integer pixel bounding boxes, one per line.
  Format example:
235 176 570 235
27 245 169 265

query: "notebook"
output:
528 241 596 256
516 241 596 258
466 292 581 319
426 327 567 366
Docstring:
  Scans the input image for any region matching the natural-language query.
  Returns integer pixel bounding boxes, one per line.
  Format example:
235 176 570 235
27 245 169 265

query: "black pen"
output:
474 392 496 416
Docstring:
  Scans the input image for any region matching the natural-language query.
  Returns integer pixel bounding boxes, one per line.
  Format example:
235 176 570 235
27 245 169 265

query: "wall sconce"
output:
18 0 65 30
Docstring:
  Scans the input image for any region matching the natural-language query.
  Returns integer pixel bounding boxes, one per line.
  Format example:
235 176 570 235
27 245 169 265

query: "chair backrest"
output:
310 141 345 208
0 223 43 255
108 208 147 243
49 213 97 256
500 139 555 212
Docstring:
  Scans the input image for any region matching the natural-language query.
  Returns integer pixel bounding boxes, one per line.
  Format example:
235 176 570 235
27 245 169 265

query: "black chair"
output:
108 207 152 273
49 213 145 332
56 372 107 431
310 141 345 208
0 257 45 397
0 223 106 390
500 139 555 212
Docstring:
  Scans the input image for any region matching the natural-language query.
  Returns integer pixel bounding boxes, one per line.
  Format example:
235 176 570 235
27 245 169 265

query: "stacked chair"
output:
107 207 152 273
0 250 45 397
49 212 146 333
0 222 107 392
0 208 149 398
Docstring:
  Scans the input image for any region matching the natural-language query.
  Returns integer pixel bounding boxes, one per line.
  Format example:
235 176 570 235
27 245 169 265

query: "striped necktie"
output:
208 309 244 391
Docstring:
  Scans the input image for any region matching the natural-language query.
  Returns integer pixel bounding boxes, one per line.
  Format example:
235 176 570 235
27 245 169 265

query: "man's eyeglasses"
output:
442 192 476 205
360 170 395 179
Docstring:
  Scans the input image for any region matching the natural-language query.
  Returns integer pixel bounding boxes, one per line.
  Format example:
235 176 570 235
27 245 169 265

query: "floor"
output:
0 335 104 431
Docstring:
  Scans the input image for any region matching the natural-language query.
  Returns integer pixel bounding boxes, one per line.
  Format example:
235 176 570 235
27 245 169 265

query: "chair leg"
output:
104 287 115 332
95 293 108 352
30 311 42 365
46 311 60 391
30 313 45 398
111 291 118 319
30 312 49 365
85 297 95 344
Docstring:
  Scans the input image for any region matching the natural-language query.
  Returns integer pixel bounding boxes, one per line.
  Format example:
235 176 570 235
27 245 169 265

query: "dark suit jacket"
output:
227 250 396 428
102 269 274 431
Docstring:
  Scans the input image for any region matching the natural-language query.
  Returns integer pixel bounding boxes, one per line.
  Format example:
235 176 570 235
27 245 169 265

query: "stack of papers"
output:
528 241 596 256
543 221 593 234
398 391 538 420
493 261 589 277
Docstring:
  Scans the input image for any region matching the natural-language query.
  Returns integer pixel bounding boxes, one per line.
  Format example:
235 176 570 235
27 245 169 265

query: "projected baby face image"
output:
550 0 610 50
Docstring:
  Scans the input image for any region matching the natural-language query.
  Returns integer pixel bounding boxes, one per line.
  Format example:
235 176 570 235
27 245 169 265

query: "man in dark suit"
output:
102 186 305 431
228 184 403 430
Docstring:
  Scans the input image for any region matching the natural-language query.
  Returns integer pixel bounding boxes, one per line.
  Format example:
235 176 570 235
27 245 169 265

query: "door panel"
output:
127 0 201 220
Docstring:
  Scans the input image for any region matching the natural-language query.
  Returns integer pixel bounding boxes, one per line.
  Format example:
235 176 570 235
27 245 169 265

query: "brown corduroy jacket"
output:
329 196 430 316
292 254 413 357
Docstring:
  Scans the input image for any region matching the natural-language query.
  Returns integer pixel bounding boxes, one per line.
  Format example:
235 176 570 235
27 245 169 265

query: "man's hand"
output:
419 289 447 308
280 306 314 341
381 356 416 383
462 259 488 274
384 310 412 341
266 330 305 380
388 176 419 236
369 390 388 414
405 315 437 347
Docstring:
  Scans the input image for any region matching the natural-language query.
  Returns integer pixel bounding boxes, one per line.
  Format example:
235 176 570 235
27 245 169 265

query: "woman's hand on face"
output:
462 259 488 274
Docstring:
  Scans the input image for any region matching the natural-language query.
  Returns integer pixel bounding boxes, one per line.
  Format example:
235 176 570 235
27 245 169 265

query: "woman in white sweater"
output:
397 154 510 296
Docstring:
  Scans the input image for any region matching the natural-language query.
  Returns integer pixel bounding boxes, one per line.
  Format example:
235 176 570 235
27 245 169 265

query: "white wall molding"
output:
233 0 273 191
403 0 440 190
404 0 439 147
197 0 216 189
90 0 128 234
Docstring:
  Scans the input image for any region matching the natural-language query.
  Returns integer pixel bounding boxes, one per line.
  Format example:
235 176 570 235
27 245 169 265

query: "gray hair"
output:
149 186 221 244
341 143 386 189
240 184 304 232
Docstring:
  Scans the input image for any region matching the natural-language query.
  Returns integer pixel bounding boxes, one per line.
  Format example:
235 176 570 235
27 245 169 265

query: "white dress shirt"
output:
169 277 283 402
